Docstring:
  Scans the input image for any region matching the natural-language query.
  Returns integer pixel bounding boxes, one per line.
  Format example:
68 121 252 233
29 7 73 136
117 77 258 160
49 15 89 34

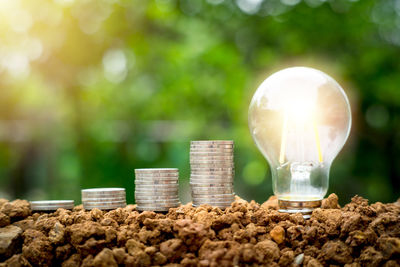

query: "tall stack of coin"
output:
30 200 75 211
190 140 235 208
135 168 180 212
81 188 126 210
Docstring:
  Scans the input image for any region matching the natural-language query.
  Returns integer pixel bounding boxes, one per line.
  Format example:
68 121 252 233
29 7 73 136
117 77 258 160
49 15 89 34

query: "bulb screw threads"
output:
278 199 322 219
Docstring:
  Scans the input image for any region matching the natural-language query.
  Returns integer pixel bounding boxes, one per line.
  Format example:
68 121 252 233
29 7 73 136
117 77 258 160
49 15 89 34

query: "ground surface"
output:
0 194 399 267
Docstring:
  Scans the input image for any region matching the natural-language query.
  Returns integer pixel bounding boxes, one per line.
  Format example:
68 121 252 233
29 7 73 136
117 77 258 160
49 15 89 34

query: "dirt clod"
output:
0 195 398 266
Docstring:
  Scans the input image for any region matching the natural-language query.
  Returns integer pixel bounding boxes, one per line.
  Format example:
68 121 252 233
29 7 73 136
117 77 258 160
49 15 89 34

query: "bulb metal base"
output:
278 199 322 219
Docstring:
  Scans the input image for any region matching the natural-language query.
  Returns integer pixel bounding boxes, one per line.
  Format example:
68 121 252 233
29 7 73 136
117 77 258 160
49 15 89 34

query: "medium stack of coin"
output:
81 188 126 210
190 140 235 208
30 200 74 211
135 168 180 212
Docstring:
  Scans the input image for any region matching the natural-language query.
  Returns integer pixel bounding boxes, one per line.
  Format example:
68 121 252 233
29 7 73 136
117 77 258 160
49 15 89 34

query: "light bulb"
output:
248 67 351 217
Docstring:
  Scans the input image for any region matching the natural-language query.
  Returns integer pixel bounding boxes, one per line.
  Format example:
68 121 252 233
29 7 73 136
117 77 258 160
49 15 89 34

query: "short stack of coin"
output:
190 140 235 208
81 188 126 210
30 200 75 211
135 168 180 212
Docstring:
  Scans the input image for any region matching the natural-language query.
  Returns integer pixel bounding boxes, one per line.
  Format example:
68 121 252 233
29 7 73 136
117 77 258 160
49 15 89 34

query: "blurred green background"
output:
0 0 399 206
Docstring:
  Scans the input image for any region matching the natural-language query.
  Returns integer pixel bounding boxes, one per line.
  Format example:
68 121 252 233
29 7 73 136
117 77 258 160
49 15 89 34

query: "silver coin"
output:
190 159 234 163
135 184 179 189
191 189 233 195
137 205 177 210
31 206 74 211
136 206 176 211
135 168 179 173
135 173 179 178
190 147 234 152
135 175 179 179
192 202 233 206
190 177 233 181
190 184 233 189
192 203 231 209
190 145 235 153
190 180 234 185
136 203 180 208
190 173 234 178
82 188 125 193
191 166 234 171
135 181 178 186
190 149 234 153
191 172 234 176
82 190 125 197
30 204 74 208
192 194 235 200
135 190 178 195
82 198 126 203
190 174 234 178
83 202 126 207
190 151 233 155
136 207 171 212
192 194 235 199
84 206 126 210
191 140 234 144
190 142 233 146
83 203 127 208
83 199 126 203
192 198 234 204
135 198 180 203
29 200 74 207
135 188 178 192
135 195 178 200
82 191 126 195
190 160 233 164
136 205 179 210
135 177 178 181
190 164 234 169
83 204 126 209
30 200 74 205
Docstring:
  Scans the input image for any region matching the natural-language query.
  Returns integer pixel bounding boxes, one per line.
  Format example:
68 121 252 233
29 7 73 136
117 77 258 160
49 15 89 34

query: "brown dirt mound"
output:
0 194 399 266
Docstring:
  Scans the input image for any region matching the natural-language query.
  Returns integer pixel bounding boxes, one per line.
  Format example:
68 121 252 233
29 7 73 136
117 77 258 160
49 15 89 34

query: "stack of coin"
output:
135 168 180 212
190 140 235 208
30 200 74 211
81 188 126 210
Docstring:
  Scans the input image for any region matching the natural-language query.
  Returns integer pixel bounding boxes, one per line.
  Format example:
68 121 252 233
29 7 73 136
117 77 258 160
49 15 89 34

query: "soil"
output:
0 194 399 267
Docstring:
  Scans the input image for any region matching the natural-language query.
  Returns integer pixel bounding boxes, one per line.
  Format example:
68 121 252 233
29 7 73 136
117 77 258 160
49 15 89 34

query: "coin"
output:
82 198 126 203
190 158 234 162
136 205 177 211
192 203 231 209
30 200 75 210
135 181 178 186
135 178 178 182
82 188 125 193
83 201 127 205
136 205 180 210
191 140 234 145
135 172 179 178
190 175 234 180
136 203 180 208
82 188 126 198
191 189 233 195
135 194 178 201
190 164 234 169
135 168 178 173
30 200 74 206
135 198 179 204
135 184 179 189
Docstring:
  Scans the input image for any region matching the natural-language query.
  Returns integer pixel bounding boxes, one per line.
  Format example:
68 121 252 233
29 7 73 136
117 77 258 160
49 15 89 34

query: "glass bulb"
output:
248 67 351 216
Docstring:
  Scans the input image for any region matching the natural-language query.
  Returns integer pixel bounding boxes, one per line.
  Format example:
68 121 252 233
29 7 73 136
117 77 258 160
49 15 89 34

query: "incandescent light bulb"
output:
248 67 351 217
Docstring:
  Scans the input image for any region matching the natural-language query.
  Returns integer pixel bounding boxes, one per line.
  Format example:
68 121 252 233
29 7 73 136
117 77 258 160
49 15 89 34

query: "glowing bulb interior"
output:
249 67 351 202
